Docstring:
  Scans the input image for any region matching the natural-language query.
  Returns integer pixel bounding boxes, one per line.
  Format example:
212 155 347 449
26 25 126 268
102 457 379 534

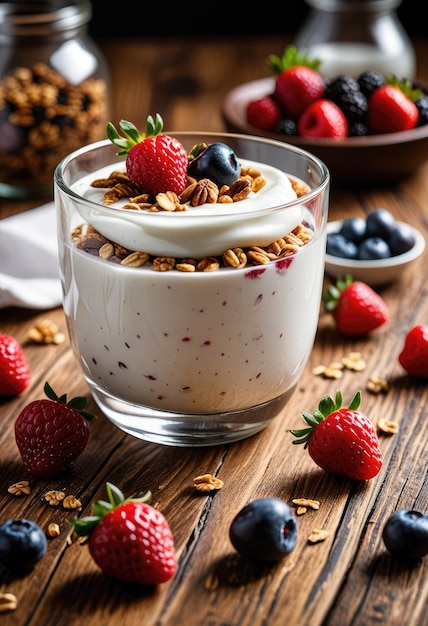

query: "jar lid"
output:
0 1 92 36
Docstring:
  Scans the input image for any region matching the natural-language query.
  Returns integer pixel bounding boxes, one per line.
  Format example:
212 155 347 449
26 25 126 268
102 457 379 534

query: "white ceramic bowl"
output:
325 220 426 286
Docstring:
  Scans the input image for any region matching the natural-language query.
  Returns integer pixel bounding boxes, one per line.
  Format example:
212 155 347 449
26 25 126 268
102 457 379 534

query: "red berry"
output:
298 99 348 138
269 46 324 119
107 114 188 195
290 390 383 481
15 382 95 479
324 275 389 336
275 67 325 120
367 83 419 134
398 324 428 379
0 333 31 397
246 95 282 130
72 483 177 586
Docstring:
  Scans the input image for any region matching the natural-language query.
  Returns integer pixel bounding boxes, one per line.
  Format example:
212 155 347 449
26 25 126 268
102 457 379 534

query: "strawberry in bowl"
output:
222 45 428 184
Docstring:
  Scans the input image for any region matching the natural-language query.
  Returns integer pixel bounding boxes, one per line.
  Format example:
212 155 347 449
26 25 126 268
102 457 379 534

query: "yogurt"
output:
69 159 302 258
55 134 329 444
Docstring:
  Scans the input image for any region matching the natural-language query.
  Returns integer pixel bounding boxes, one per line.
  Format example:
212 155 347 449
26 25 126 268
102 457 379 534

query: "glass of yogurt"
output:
55 132 329 446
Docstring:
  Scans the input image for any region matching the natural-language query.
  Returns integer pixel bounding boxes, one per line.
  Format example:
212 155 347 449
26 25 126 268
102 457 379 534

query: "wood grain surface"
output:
0 35 427 626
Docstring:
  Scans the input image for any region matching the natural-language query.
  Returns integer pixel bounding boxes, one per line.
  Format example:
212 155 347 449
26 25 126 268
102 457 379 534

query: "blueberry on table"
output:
187 142 241 188
326 233 358 259
382 510 428 561
0 518 47 572
229 497 297 562
365 207 397 239
357 236 391 260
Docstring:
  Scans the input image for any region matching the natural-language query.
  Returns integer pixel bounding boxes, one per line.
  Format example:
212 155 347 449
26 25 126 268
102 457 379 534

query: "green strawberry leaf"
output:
347 389 362 410
323 274 353 312
145 113 163 137
43 381 97 423
268 45 321 75
386 75 423 102
93 499 114 517
71 515 101 536
106 482 125 507
107 114 165 156
289 389 362 447
70 483 153 537
68 396 88 411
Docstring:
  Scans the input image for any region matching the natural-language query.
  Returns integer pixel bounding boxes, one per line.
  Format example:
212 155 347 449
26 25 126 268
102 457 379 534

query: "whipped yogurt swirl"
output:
71 158 304 258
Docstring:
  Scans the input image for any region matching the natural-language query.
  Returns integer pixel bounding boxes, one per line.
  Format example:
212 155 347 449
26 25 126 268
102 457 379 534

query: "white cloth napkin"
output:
0 202 62 310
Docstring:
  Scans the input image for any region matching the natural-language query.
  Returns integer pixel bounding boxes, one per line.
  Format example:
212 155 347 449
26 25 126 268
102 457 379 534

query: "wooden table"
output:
1 36 427 626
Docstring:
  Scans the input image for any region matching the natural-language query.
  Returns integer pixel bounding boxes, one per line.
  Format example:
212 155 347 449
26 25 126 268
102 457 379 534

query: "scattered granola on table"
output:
193 474 224 492
377 418 399 435
308 528 329 544
8 481 31 496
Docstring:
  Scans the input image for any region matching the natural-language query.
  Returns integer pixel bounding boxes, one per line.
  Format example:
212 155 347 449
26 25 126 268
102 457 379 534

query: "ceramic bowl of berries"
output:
324 208 426 286
221 46 428 186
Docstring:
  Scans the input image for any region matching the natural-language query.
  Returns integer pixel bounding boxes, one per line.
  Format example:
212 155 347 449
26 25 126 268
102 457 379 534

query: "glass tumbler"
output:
55 132 329 447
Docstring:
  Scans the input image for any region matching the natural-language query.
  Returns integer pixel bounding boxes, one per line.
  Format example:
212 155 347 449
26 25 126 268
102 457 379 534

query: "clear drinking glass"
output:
54 132 329 446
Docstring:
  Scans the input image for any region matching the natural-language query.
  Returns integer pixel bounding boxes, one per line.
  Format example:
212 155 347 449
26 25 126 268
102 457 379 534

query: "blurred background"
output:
88 0 424 39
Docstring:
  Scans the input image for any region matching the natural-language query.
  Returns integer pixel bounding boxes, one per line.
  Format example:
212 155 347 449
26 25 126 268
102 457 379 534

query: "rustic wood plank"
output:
1 35 427 626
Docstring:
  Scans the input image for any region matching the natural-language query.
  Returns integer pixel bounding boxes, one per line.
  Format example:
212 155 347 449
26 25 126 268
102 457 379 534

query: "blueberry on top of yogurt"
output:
187 142 241 188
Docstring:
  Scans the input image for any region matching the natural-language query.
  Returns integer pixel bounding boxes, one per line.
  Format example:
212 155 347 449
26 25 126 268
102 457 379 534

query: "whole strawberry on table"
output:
323 274 389 337
0 333 31 397
290 390 383 481
398 324 428 379
72 482 177 586
15 381 96 479
246 45 428 138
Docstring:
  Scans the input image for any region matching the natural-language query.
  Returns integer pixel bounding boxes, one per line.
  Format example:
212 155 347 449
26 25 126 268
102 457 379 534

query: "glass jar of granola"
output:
0 0 111 199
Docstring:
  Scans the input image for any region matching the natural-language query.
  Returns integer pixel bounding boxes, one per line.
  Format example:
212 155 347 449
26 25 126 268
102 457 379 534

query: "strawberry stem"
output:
386 75 423 102
289 390 362 447
71 482 152 537
107 114 164 156
43 381 96 423
268 45 321 75
323 274 353 313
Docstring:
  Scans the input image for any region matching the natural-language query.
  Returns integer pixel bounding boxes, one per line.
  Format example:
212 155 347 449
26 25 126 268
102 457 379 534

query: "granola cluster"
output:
72 167 313 272
0 62 108 189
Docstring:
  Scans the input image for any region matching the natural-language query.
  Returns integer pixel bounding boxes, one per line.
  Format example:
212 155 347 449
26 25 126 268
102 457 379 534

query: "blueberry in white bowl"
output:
325 210 425 286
